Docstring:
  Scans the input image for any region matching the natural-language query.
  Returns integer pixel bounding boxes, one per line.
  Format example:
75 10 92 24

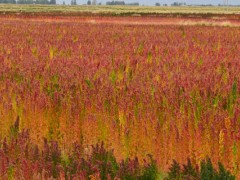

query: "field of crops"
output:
1 4 240 15
0 14 239 179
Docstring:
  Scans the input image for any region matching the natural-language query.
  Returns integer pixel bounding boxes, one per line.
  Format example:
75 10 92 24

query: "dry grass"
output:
0 4 240 15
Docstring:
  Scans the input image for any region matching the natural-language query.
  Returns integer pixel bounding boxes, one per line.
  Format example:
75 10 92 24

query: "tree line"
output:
0 0 56 4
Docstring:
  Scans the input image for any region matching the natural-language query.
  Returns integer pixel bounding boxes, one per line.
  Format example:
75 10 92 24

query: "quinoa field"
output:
0 11 239 179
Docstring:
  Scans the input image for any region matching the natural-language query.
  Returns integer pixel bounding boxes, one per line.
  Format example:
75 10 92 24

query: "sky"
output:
61 0 240 5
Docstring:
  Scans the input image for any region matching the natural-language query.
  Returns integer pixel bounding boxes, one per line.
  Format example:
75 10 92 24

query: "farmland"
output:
0 7 240 179
0 4 240 15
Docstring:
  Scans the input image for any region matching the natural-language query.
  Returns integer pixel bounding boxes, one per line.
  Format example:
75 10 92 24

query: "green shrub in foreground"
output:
167 158 235 180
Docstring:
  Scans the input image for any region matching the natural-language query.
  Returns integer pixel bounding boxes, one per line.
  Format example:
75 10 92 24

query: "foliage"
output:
0 14 239 178
167 158 235 180
0 120 159 179
0 119 235 179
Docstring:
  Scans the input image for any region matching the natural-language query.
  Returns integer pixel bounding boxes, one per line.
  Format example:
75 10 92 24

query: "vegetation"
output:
167 158 235 180
0 0 56 5
0 4 239 15
0 118 235 179
0 8 239 179
0 118 159 179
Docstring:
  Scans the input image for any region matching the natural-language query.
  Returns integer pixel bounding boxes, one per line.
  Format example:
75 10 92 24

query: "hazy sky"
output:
61 0 240 5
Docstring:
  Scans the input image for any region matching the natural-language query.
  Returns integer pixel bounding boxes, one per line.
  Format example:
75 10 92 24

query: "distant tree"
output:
155 2 160 6
172 2 178 6
25 0 33 4
71 0 76 5
43 0 49 4
171 2 184 6
87 0 91 5
17 0 26 4
92 0 96 5
35 0 49 4
126 2 139 6
50 0 56 4
63 0 65 4
5 0 10 3
106 1 124 5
